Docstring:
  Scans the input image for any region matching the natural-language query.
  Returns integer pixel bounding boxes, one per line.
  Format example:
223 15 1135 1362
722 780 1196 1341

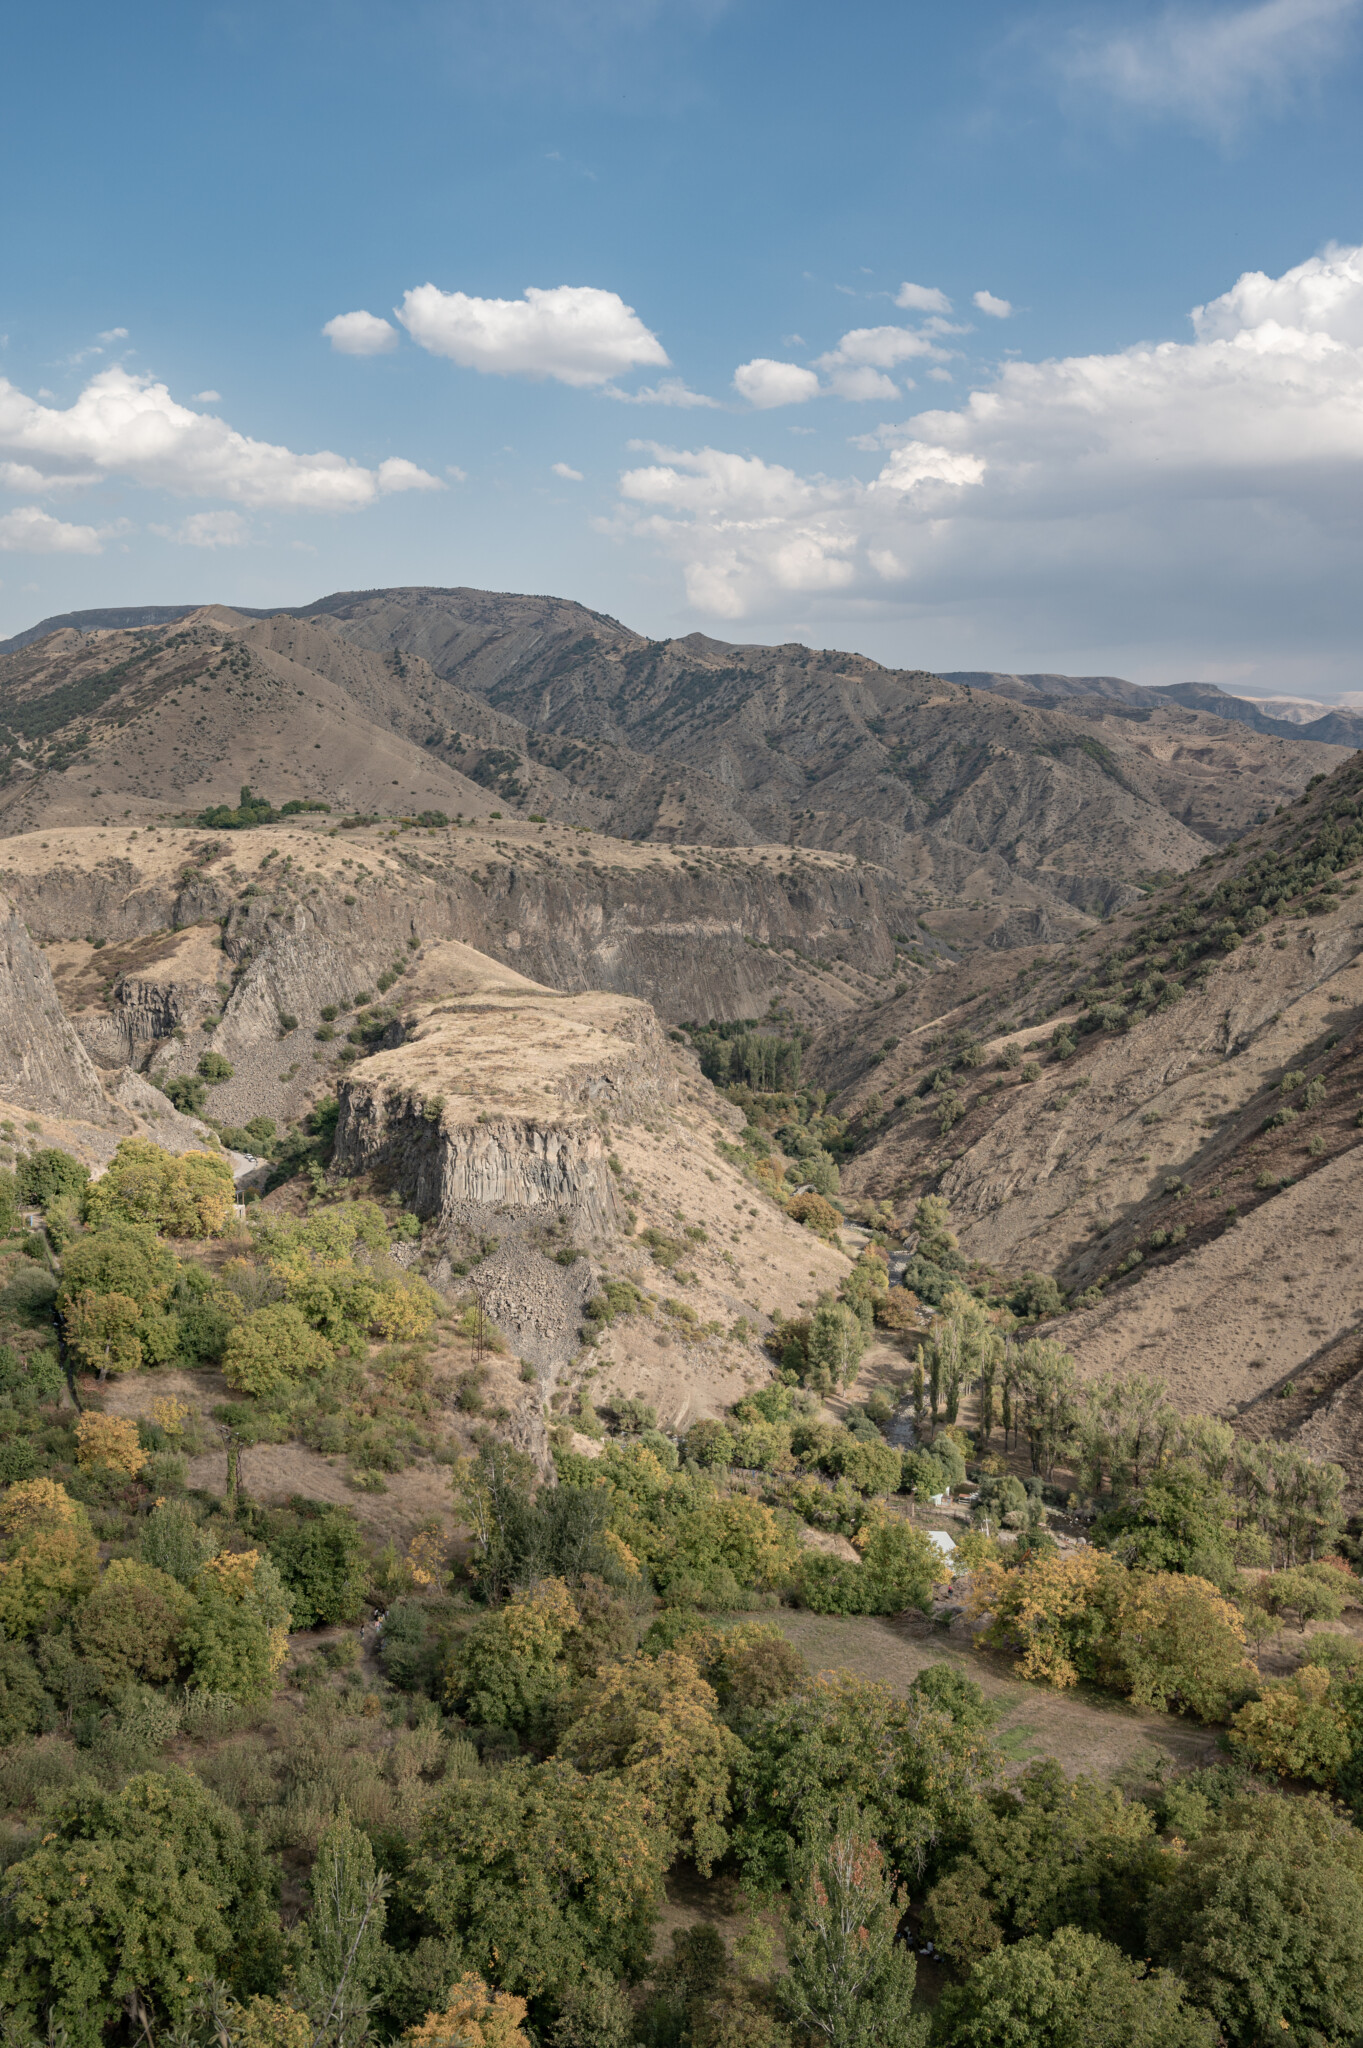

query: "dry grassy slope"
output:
818 756 1363 1435
311 588 1346 915
0 608 493 834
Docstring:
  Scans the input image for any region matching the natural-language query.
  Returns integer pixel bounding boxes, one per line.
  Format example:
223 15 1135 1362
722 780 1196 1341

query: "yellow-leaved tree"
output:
0 1479 99 1637
86 1138 234 1238
404 1975 531 2047
559 1647 745 1875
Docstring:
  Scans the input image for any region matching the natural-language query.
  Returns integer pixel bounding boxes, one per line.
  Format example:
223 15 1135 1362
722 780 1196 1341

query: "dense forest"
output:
0 1128 1360 2048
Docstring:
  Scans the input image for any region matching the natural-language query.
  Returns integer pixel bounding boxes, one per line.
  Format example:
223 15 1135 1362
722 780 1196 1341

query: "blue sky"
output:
2 0 1362 695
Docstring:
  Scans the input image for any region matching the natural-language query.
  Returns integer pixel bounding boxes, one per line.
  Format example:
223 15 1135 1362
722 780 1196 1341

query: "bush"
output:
74 1560 193 1689
180 1550 292 1702
197 1051 234 1083
786 1192 842 1239
160 1074 208 1115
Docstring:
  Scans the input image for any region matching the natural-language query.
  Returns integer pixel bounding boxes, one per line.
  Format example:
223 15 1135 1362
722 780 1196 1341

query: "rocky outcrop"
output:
330 941 669 1235
0 897 111 1121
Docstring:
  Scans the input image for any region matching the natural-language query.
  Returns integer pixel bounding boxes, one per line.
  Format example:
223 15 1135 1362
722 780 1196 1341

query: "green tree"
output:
59 1220 177 1307
73 1558 193 1689
446 1579 579 1739
912 1195 957 1266
0 1767 279 2048
780 1806 926 2048
806 1302 867 1391
17 1146 89 1212
1016 1340 1079 1478
265 1505 368 1628
86 1137 234 1238
404 1758 668 2005
296 1810 388 2048
61 1286 146 1376
925 1762 1164 1967
181 1550 292 1702
0 1638 50 1744
931 1926 1217 2048
222 1301 334 1395
139 1496 216 1584
1147 1792 1363 2047
735 1670 997 1894
560 1648 744 1875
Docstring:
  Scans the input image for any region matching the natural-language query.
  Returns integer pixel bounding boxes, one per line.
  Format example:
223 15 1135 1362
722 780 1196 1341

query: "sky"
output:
2 0 1362 697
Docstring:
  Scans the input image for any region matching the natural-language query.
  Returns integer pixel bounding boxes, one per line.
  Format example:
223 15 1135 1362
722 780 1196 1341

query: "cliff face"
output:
330 940 670 1235
0 896 112 1122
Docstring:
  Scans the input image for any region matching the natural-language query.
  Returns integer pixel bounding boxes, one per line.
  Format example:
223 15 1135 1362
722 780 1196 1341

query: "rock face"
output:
0 896 111 1121
331 941 671 1236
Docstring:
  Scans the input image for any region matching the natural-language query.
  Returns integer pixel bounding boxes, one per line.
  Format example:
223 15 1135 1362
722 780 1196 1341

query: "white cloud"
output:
323 310 400 356
153 508 250 548
614 243 1363 678
397 282 667 386
602 376 720 407
552 461 584 480
825 366 901 402
817 325 940 370
973 290 1013 319
0 506 103 554
97 327 128 344
733 359 821 408
895 282 952 313
0 461 100 493
1059 0 1361 131
0 365 439 510
192 390 221 403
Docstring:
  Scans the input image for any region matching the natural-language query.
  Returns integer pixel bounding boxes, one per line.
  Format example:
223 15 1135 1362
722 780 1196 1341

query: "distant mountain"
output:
948 668 1363 748
1 589 1349 947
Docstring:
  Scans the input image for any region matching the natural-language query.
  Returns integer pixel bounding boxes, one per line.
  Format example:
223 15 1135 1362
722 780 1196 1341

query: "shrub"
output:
222 1303 334 1395
1230 1664 1352 1784
160 1074 208 1115
197 1052 234 1083
785 1192 842 1238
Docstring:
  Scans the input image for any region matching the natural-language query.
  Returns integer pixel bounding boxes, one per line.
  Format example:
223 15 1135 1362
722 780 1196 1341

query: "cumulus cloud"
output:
0 506 103 554
1059 0 1361 131
973 290 1012 318
0 366 439 510
192 390 221 403
323 310 400 355
614 243 1363 676
733 359 821 408
551 461 584 480
97 327 129 344
895 282 952 313
152 509 251 548
397 282 667 386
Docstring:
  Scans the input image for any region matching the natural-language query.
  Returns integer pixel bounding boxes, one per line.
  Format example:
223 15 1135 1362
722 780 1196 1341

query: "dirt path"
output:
771 1610 1223 1781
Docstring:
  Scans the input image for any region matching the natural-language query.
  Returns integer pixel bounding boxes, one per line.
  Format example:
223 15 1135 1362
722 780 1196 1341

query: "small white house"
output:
926 1529 957 1564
